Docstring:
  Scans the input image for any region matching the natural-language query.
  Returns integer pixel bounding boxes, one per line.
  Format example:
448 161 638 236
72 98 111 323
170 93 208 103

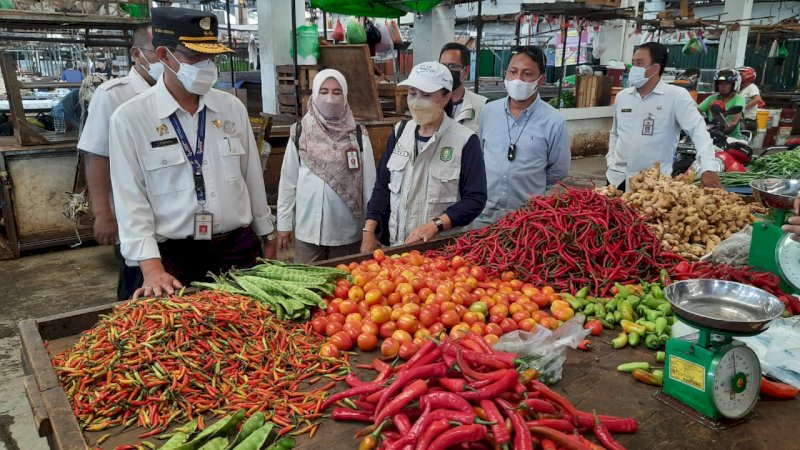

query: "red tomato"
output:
551 307 574 322
320 343 339 358
343 321 362 341
410 277 427 293
469 322 486 336
518 318 537 332
387 292 402 306
485 323 503 336
396 283 414 297
489 313 505 325
381 338 400 357
327 313 346 324
330 331 353 351
451 256 466 269
361 321 379 336
483 334 499 345
490 304 509 317
326 301 341 315
419 306 439 327
429 322 445 335
346 313 363 323
512 311 530 323
379 280 396 297
357 333 378 351
397 314 419 334
441 310 460 328
584 320 603 336
347 287 365 302
462 311 481 325
334 284 349 300
373 249 386 261
469 266 486 281
364 289 383 306
401 303 421 317
379 321 398 339
449 323 470 340
499 318 518 334
311 317 328 335
392 329 413 343
370 305 392 324
398 341 420 361
325 321 344 337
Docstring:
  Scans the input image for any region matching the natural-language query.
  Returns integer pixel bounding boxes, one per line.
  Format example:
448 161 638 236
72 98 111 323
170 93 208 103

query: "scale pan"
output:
750 178 800 211
664 280 784 334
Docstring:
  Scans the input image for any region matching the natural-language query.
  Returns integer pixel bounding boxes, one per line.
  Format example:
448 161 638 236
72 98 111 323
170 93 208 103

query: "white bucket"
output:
776 127 792 146
752 129 766 149
768 109 782 128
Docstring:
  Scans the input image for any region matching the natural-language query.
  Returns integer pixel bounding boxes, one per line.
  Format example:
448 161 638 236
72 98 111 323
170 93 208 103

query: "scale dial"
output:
711 345 760 419
777 234 800 292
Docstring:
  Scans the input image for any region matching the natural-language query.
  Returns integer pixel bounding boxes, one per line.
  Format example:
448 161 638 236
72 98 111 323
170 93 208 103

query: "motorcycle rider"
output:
697 68 746 139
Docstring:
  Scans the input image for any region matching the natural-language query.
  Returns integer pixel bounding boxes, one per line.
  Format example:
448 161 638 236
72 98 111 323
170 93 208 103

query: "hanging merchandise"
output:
696 30 708 54
346 18 367 44
310 0 444 19
365 20 382 56
769 39 778 58
388 19 403 44
682 36 702 55
331 18 345 42
291 23 320 64
593 26 608 59
375 22 394 54
776 42 789 65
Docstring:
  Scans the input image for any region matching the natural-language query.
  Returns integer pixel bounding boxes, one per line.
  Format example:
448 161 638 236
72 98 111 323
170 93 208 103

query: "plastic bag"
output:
375 22 393 54
592 27 608 59
682 37 702 55
346 18 367 45
494 315 589 385
776 42 789 66
703 225 752 267
738 315 800 388
331 18 345 42
291 23 319 65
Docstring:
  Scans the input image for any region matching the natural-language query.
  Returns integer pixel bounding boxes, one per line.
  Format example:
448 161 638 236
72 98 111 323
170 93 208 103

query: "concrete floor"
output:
0 155 608 450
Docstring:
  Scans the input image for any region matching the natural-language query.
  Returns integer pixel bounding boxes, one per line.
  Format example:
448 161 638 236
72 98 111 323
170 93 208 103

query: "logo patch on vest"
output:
440 146 453 162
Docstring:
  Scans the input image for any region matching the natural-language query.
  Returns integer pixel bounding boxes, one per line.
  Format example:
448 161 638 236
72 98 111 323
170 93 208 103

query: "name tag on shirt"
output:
621 108 632 113
150 138 179 148
346 148 360 170
194 213 213 240
642 117 655 136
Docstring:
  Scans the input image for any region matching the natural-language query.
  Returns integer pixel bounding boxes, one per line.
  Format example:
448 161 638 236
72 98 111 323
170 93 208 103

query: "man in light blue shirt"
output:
476 46 570 227
60 61 84 83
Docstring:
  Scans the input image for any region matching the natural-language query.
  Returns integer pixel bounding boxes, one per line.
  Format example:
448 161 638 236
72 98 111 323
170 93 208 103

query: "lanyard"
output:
169 108 207 204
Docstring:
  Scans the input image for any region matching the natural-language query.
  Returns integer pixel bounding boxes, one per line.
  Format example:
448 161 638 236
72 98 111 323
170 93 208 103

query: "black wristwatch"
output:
432 217 445 232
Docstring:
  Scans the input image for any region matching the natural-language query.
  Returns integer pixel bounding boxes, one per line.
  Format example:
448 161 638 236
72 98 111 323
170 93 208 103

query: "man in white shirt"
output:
606 42 723 190
109 7 276 299
79 25 160 300
439 43 487 132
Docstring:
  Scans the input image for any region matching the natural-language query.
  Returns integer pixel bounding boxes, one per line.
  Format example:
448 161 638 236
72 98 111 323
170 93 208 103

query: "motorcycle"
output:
672 101 754 176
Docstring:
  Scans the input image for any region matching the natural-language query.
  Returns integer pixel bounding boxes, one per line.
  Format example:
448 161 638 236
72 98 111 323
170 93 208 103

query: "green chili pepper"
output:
594 302 606 317
645 334 661 350
657 303 672 316
652 370 664 383
628 332 641 347
613 310 623 323
659 334 670 345
611 332 628 349
655 317 668 335
576 286 590 299
618 300 634 322
666 316 676 326
636 305 649 317
638 320 656 333
606 299 619 311
606 312 617 325
652 285 665 300
645 309 663 322
583 303 596 316
615 283 632 298
617 361 650 373
601 319 615 329
655 351 666 363
627 295 641 309
643 297 666 309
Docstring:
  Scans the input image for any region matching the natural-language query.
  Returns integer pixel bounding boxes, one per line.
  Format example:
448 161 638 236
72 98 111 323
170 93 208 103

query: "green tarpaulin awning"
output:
310 0 444 19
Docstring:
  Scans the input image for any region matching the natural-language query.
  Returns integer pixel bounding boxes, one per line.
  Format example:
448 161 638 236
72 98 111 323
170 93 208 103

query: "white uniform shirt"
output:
78 68 151 157
109 79 275 264
740 83 761 120
606 81 715 188
277 124 377 246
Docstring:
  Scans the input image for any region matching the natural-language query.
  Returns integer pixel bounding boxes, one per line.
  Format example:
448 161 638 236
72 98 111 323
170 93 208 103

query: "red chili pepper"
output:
529 426 591 450
468 370 507 389
414 418 450 450
427 424 488 450
575 411 638 433
393 413 411 433
593 411 626 450
577 339 593 351
496 398 533 450
374 363 447 416
541 439 557 450
456 350 505 381
346 373 367 388
761 377 799 399
383 436 414 450
421 391 473 412
480 400 510 447
321 383 383 412
438 377 467 392
331 408 374 422
398 339 439 372
525 419 575 433
531 380 580 426
524 399 557 414
459 370 517 401
374 379 428 425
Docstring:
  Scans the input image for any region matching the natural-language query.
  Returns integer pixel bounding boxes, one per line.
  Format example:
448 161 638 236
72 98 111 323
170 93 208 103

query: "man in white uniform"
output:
606 42 723 190
109 7 276 299
79 25 161 300
439 43 487 132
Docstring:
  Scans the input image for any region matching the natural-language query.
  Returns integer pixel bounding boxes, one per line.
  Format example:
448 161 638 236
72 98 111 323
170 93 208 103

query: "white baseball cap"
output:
399 61 453 93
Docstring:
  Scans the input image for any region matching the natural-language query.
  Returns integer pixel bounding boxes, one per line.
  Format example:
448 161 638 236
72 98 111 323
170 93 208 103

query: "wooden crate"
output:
377 83 409 114
584 0 621 7
276 65 319 116
575 75 612 108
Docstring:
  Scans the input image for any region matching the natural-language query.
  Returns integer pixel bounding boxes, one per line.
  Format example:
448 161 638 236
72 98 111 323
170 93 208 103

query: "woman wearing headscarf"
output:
277 69 377 263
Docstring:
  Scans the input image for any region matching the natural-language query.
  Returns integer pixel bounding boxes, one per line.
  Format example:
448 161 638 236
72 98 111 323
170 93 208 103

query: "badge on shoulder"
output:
194 213 213 240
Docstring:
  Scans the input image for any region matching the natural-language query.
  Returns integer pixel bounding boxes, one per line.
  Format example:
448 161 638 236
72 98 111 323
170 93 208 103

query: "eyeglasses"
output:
443 63 464 71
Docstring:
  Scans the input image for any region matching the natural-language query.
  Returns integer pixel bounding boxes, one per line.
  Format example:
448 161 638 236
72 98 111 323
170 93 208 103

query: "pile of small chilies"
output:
51 292 349 438
324 334 637 450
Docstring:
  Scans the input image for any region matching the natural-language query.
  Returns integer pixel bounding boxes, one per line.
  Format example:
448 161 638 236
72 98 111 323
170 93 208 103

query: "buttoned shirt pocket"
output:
428 163 459 204
221 137 246 181
386 154 407 194
141 146 191 196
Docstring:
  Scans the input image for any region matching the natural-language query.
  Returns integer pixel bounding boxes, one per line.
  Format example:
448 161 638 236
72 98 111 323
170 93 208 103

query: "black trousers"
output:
158 227 261 287
115 244 144 301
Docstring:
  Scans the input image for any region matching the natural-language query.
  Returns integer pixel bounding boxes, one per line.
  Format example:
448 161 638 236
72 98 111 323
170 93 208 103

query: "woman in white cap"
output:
361 62 487 251
277 69 376 263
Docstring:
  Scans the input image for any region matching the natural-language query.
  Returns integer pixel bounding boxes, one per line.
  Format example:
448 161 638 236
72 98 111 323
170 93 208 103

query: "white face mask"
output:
314 95 346 119
407 97 442 126
166 49 218 95
145 61 164 81
504 77 541 101
629 65 653 89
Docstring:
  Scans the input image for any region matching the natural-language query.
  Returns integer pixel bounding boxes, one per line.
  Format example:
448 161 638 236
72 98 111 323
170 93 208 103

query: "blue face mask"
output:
629 65 655 88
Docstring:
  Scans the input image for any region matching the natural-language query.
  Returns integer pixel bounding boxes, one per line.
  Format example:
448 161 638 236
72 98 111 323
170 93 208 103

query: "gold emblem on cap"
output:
199 17 212 31
156 124 169 136
213 119 223 129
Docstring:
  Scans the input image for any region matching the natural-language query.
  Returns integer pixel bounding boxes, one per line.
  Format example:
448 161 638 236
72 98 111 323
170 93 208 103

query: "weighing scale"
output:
748 179 800 294
657 280 784 428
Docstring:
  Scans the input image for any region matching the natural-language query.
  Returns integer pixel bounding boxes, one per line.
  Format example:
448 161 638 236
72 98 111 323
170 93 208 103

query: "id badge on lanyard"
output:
346 147 360 170
642 113 655 136
169 109 212 240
